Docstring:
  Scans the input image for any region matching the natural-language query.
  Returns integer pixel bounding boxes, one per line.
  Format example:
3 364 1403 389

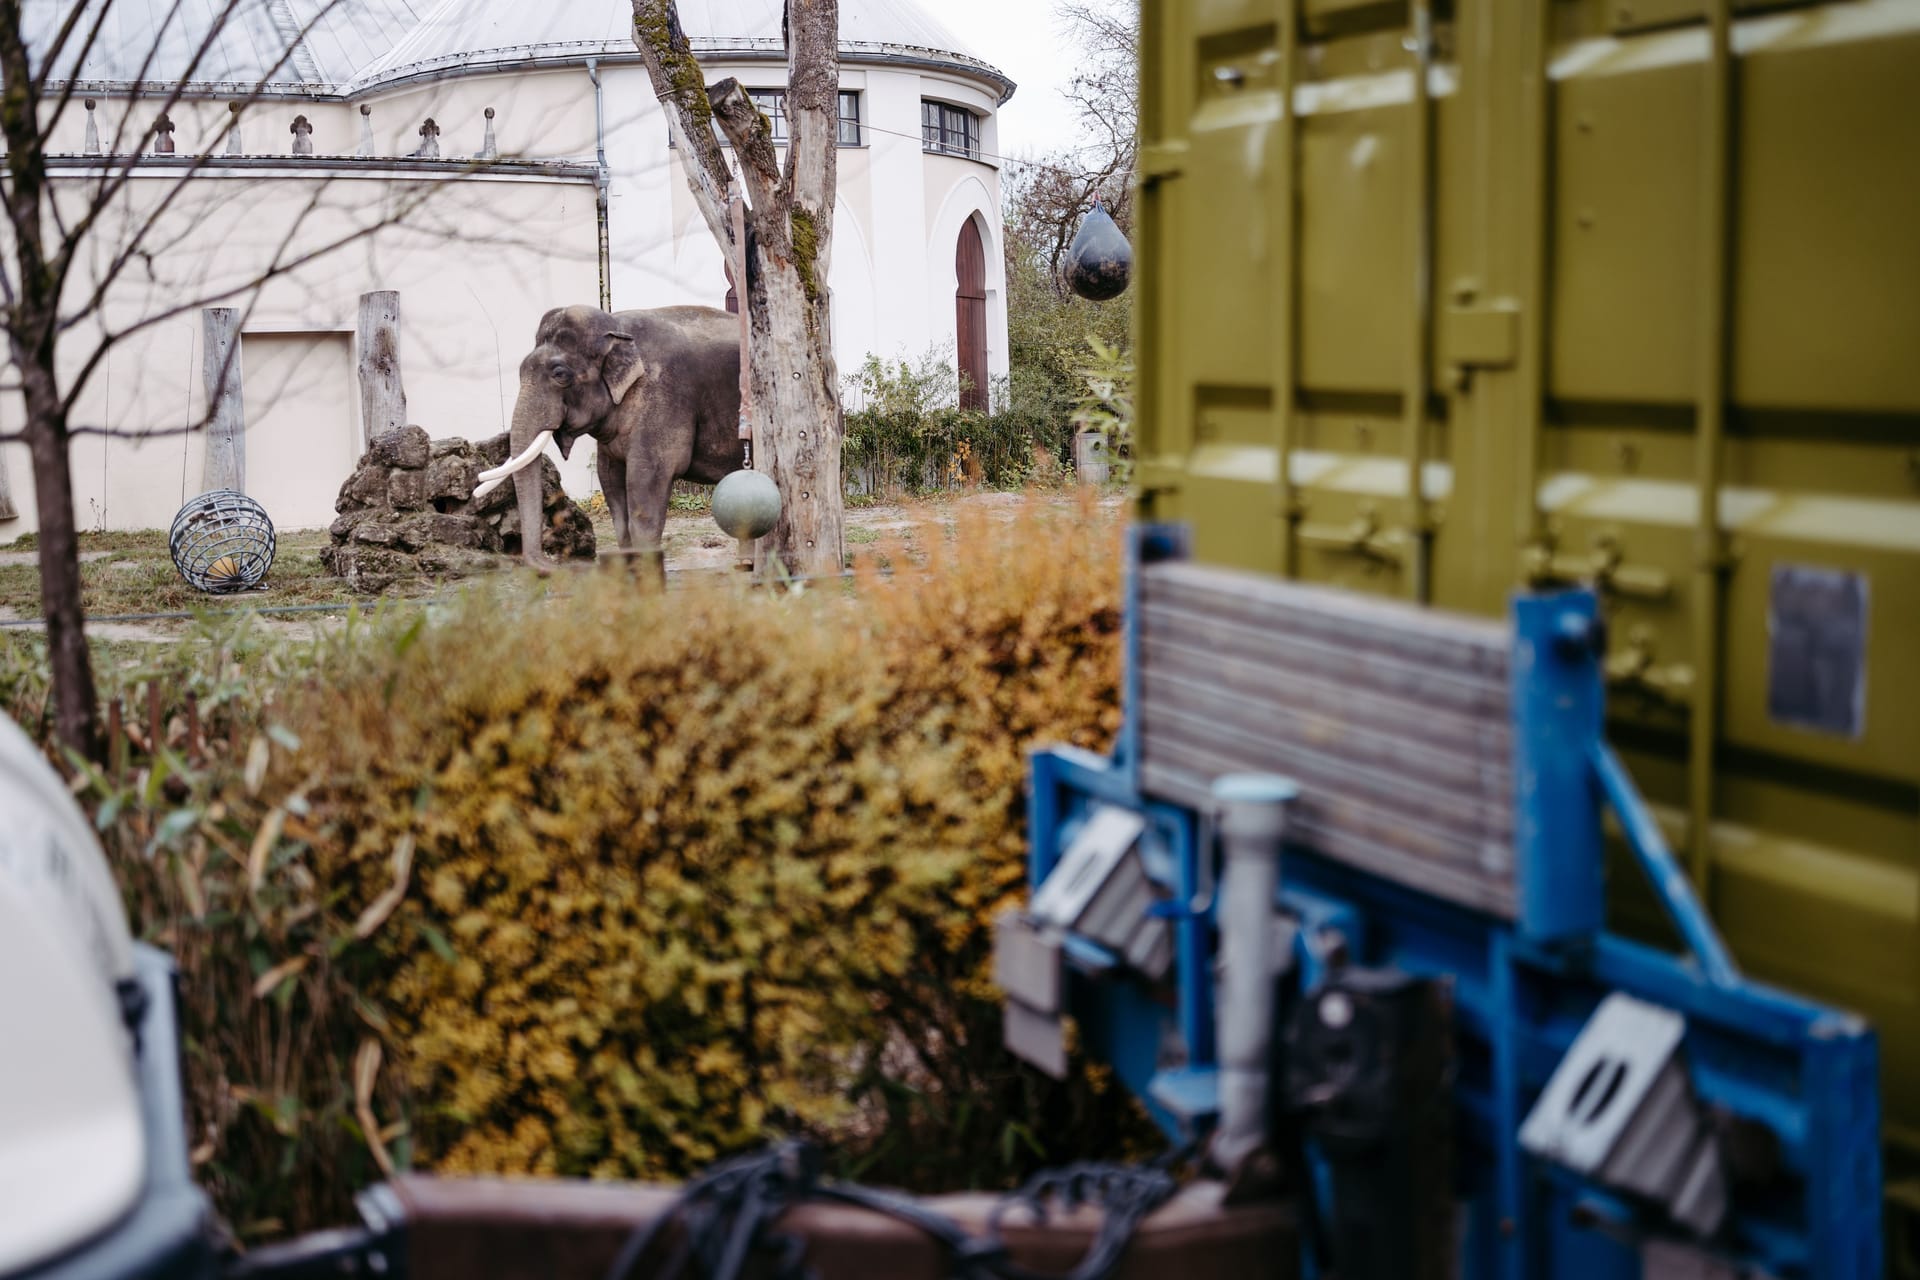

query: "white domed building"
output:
0 0 1013 537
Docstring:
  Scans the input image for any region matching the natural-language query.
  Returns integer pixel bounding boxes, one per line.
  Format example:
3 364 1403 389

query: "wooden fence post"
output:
357 291 406 448
0 452 16 520
201 307 245 492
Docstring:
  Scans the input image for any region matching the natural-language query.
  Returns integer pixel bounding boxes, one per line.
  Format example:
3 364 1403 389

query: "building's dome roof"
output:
28 0 1014 102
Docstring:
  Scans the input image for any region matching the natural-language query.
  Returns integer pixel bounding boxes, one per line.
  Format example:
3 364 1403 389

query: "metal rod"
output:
1687 0 1736 894
1592 742 1739 988
731 194 752 458
1403 0 1437 603
1208 772 1298 1177
1515 0 1553 557
1275 0 1302 578
1511 591 1605 946
731 193 755 572
588 58 613 312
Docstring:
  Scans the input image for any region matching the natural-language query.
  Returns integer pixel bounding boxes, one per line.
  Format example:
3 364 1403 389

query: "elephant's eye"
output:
549 364 574 387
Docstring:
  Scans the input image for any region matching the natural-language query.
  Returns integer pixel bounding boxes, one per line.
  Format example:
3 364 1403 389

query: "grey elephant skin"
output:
508 304 741 569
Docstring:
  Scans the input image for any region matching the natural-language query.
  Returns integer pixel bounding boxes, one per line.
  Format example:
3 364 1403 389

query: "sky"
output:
934 0 1087 161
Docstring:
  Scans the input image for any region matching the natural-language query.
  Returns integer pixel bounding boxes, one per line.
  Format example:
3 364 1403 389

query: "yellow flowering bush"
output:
44 495 1151 1238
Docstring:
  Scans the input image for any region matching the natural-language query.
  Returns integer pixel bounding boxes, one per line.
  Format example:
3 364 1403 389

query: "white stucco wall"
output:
1 50 1009 541
0 167 600 540
602 60 1005 392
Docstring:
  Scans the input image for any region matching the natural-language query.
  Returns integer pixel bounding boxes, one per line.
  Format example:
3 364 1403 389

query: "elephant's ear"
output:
601 331 646 405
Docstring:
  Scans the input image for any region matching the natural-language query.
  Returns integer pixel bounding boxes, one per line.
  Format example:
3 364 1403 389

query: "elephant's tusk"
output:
471 430 554 499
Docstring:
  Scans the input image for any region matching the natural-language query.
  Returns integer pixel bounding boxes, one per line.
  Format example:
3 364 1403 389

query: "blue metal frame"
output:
1021 527 1882 1278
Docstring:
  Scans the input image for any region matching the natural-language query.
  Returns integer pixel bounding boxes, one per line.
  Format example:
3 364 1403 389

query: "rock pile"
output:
323 426 596 591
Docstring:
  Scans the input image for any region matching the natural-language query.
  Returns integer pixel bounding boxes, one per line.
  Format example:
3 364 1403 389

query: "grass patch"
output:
0 529 446 619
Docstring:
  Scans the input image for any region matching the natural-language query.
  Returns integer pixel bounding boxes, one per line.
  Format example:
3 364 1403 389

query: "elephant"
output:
478 303 743 571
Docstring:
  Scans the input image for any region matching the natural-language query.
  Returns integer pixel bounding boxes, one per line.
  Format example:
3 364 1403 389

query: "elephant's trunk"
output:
500 379 561 568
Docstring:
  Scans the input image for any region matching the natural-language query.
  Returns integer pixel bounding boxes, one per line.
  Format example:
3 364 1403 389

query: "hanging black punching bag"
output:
1064 198 1132 301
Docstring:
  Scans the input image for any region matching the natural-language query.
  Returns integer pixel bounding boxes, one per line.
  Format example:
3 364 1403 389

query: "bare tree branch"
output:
50 0 352 329
54 175 459 418
709 79 780 216
631 0 742 279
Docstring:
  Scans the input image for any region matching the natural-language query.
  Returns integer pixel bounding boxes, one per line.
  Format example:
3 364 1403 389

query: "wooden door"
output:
955 220 988 411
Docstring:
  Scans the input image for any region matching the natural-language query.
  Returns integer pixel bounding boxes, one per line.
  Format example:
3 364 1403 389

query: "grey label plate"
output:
1766 564 1868 739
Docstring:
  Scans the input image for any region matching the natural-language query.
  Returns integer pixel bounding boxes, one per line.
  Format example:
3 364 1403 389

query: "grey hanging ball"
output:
1064 200 1131 301
712 469 782 540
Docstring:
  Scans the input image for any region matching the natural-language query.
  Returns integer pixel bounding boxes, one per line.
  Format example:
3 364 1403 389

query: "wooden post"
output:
0 439 16 519
201 307 245 492
357 291 406 448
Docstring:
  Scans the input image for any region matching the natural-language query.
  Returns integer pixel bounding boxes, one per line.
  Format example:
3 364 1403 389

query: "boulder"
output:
425 454 477 503
352 518 398 546
337 464 388 511
389 513 437 552
370 425 431 470
323 428 592 593
428 513 490 550
389 467 429 511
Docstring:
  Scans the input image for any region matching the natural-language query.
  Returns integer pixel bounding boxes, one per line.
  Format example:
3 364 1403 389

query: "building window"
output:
837 91 862 145
735 90 862 146
747 89 790 142
921 101 980 159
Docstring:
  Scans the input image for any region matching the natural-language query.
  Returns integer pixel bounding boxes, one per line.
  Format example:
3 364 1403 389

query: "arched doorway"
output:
955 218 987 412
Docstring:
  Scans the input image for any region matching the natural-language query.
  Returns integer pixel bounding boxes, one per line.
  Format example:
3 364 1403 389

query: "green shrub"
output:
841 351 1077 496
1070 338 1135 484
4 498 1151 1239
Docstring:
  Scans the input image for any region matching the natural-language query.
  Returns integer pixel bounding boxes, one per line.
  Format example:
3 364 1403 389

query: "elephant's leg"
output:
511 461 551 572
623 453 675 585
596 448 631 553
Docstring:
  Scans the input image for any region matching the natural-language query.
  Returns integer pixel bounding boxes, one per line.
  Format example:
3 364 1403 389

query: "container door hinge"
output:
1138 141 1188 185
1442 300 1519 389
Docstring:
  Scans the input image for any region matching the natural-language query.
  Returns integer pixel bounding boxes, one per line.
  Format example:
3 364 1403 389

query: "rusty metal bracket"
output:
1525 532 1673 602
1297 505 1409 566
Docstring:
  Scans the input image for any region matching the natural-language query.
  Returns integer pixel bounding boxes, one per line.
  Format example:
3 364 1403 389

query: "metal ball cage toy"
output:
168 490 276 594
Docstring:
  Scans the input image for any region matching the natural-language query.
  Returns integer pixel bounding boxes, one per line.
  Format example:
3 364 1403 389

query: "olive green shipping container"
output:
1132 0 1920 1222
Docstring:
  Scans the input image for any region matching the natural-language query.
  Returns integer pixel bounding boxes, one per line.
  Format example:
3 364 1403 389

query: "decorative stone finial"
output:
355 103 375 158
412 116 441 159
290 113 314 156
152 112 175 155
474 106 497 161
226 102 243 155
83 99 99 155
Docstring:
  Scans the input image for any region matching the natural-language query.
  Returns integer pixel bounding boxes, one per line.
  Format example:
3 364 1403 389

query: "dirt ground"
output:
0 490 1115 647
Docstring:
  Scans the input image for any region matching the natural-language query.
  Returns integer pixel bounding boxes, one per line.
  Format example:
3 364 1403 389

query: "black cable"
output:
604 1142 1186 1280
986 1161 1181 1280
604 1143 824 1280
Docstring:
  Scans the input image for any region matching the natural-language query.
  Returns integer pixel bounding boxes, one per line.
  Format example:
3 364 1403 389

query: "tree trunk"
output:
26 399 98 759
630 0 845 578
201 307 245 492
749 242 842 576
357 290 407 450
0 13 98 758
